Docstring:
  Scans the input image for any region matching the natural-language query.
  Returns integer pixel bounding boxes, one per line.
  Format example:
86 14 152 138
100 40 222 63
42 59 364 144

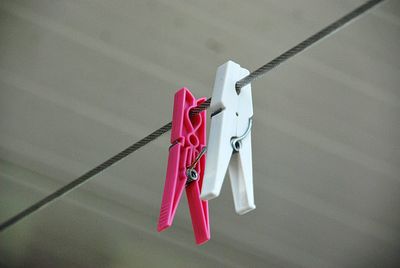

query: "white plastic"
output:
201 60 255 215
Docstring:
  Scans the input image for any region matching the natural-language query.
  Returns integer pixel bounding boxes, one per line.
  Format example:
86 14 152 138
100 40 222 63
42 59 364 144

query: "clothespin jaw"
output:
201 61 255 215
158 88 210 245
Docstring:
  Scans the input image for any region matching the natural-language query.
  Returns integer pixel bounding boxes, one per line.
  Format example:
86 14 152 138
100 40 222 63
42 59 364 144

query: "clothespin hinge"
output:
230 118 253 153
186 147 207 185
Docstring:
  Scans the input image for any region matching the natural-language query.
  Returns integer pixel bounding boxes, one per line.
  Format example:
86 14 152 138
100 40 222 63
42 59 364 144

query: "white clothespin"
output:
201 61 255 215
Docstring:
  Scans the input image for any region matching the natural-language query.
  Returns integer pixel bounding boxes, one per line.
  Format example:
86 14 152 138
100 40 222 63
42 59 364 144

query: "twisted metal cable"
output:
189 97 212 117
0 122 172 232
235 0 384 93
0 0 384 232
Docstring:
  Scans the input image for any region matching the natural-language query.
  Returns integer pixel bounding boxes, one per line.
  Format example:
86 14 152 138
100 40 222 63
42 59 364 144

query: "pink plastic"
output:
157 88 210 245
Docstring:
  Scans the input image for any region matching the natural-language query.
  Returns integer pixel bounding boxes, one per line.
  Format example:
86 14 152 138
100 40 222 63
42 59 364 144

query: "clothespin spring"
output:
186 147 207 185
230 118 253 153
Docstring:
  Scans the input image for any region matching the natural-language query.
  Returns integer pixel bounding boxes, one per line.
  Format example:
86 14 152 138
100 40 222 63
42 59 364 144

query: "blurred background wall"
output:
0 0 399 267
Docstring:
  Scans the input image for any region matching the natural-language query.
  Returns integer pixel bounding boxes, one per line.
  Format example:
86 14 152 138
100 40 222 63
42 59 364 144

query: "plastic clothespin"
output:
158 88 210 245
201 61 255 215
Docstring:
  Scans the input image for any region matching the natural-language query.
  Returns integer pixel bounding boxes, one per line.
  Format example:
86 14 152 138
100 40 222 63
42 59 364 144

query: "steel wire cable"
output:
235 0 384 93
0 0 384 232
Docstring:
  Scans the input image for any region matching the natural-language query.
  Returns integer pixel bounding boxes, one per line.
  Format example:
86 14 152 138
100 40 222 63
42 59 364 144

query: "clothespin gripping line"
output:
186 146 207 185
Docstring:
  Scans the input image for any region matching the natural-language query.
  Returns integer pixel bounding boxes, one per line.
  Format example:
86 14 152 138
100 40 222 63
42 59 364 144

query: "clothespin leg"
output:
200 111 234 200
228 133 255 215
186 182 210 245
158 143 184 232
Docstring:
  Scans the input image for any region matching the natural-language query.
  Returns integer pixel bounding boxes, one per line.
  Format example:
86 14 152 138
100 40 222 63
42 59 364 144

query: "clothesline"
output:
0 0 384 233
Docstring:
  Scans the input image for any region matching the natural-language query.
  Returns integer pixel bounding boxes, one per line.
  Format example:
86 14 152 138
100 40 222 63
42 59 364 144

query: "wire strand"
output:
0 0 384 232
0 122 172 232
235 0 384 93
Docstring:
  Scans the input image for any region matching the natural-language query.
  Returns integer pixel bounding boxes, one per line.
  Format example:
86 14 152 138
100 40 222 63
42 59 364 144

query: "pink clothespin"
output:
157 88 210 245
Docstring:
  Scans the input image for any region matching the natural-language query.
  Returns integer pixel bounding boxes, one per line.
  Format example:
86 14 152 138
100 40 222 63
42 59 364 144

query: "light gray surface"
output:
0 0 399 267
